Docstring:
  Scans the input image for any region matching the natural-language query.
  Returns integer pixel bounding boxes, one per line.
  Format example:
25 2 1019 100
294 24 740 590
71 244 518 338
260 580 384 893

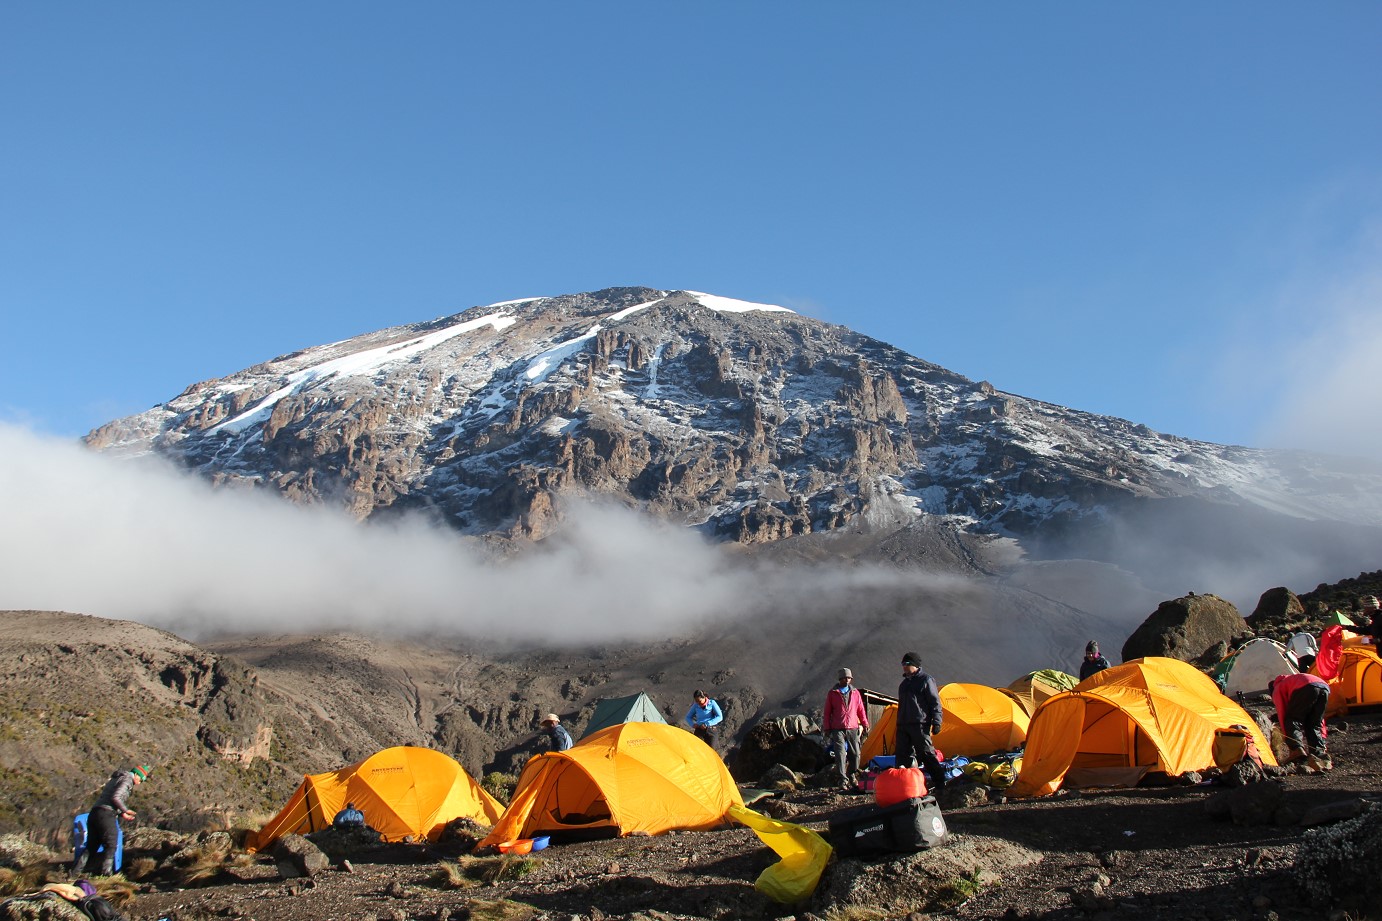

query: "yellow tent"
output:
477 722 743 849
246 746 502 852
1321 645 1382 716
1001 669 1079 717
1010 657 1277 798
858 683 1030 763
858 703 897 765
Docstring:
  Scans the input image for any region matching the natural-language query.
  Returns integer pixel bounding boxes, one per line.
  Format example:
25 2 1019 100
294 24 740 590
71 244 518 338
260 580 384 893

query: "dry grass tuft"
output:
823 908 890 921
454 854 541 886
94 874 136 906
427 860 477 890
467 898 537 921
122 856 158 881
0 860 52 895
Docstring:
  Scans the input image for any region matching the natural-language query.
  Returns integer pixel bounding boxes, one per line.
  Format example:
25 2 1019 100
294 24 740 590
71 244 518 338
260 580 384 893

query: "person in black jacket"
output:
1079 641 1112 680
78 764 150 876
896 652 945 793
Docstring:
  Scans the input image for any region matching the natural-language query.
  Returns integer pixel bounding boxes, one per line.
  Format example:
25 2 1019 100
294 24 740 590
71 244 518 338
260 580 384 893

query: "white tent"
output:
1223 638 1297 697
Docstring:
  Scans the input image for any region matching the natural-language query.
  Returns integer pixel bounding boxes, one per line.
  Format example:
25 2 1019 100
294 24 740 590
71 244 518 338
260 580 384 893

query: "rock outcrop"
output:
1121 594 1253 666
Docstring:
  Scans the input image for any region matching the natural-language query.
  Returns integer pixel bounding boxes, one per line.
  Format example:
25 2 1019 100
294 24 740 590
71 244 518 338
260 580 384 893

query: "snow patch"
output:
687 292 794 315
212 312 516 435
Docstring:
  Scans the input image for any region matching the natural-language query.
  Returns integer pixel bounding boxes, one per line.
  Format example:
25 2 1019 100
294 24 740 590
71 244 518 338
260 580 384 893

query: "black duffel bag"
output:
827 795 949 857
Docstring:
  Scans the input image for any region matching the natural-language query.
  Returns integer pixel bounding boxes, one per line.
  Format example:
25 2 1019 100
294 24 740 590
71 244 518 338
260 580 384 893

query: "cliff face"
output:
84 287 1382 548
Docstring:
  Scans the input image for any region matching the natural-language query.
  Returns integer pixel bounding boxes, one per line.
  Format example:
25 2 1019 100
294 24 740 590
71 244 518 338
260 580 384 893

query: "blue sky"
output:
3 3 1380 454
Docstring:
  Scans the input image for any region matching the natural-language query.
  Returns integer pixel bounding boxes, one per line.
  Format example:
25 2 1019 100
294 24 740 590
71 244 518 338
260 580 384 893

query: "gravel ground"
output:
119 711 1382 921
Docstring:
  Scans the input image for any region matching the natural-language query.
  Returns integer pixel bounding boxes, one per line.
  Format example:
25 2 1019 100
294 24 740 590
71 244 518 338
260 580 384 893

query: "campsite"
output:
1 578 1381 920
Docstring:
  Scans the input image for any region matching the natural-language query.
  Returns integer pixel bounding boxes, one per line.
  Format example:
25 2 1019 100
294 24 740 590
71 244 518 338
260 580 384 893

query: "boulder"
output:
1121 594 1253 666
1204 780 1285 826
1294 804 1382 912
1248 587 1305 632
728 718 825 782
0 834 60 870
273 833 330 879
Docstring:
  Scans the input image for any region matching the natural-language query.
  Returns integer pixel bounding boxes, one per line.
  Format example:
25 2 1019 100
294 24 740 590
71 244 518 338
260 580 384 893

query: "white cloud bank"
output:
0 423 951 643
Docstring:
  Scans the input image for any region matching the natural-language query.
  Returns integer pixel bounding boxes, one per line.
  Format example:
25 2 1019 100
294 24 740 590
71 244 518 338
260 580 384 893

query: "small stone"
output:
386 880 408 898
605 861 621 874
341 859 354 873
1096 873 1111 888
1252 895 1272 909
1244 848 1263 866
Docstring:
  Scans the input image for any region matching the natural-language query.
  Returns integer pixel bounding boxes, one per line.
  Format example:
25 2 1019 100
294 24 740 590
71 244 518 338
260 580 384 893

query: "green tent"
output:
581 692 667 738
1328 611 1357 627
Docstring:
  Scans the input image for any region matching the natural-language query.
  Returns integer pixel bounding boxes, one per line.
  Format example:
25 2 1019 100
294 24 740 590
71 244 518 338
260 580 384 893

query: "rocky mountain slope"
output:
84 288 1382 606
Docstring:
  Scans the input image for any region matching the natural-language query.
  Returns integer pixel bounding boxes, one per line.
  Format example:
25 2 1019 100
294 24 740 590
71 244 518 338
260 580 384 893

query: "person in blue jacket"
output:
539 713 573 752
685 689 723 750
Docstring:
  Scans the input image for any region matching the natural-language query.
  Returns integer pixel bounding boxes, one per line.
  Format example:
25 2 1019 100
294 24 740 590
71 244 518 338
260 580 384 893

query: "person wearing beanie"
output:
77 763 151 876
823 667 870 791
538 713 573 752
685 689 723 751
1080 641 1112 680
897 653 945 793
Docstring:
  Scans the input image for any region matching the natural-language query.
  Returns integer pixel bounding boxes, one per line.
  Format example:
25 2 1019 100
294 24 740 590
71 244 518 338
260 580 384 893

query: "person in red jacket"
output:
823 667 870 790
1269 673 1331 772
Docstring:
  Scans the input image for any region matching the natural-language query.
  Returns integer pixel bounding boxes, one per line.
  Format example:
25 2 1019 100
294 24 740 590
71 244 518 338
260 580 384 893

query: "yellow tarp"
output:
860 683 1030 763
1010 657 1277 798
477 722 743 849
1321 645 1382 716
246 746 502 852
728 804 832 903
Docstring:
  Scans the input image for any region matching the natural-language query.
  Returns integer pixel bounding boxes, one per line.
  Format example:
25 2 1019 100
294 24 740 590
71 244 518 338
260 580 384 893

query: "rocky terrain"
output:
4 701 1380 921
83 288 1382 608
2 564 1381 918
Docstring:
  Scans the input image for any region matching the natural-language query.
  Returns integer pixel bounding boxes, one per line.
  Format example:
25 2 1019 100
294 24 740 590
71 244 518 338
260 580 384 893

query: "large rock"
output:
273 833 330 879
1204 780 1286 826
1121 594 1253 666
1294 803 1382 912
728 716 825 782
1247 587 1308 638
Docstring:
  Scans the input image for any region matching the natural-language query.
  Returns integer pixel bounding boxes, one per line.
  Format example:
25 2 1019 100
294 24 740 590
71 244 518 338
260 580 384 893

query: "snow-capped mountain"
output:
87 287 1382 552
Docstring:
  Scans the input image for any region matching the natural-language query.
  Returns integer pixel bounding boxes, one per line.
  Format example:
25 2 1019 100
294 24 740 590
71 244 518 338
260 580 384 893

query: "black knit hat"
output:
901 652 922 667
1086 641 1099 655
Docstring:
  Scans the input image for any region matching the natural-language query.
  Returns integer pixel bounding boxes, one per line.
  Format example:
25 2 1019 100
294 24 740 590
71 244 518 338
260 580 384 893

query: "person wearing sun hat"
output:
538 713 573 752
78 763 151 876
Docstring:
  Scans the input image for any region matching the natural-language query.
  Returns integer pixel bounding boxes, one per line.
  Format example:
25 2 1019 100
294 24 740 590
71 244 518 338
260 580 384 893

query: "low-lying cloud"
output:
0 423 955 643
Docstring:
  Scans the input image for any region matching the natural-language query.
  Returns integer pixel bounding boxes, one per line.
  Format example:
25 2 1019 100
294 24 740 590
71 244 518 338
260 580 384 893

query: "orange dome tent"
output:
859 683 1031 764
1010 657 1276 798
246 746 502 852
1320 645 1382 716
477 722 742 849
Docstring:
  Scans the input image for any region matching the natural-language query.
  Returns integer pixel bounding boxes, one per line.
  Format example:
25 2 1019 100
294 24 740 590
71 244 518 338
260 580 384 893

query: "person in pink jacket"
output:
823 667 870 790
1269 673 1331 772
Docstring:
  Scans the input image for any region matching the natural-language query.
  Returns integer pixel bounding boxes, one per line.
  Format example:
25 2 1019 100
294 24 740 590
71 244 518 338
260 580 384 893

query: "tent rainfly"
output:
581 692 667 738
1010 657 1277 798
246 746 502 852
859 683 1031 763
478 722 742 848
1321 645 1382 716
1212 637 1297 697
1001 669 1079 717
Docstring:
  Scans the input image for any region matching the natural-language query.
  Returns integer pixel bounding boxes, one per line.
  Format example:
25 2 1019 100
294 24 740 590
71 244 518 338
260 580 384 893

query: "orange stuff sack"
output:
874 767 927 807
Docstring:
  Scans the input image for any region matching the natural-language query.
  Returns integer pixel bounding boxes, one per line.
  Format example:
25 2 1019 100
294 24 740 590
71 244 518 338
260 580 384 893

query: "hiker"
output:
823 667 870 790
685 689 723 750
77 764 150 876
1362 596 1381 645
332 802 366 829
539 713 573 752
896 652 945 793
1079 641 1112 680
1269 673 1331 771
